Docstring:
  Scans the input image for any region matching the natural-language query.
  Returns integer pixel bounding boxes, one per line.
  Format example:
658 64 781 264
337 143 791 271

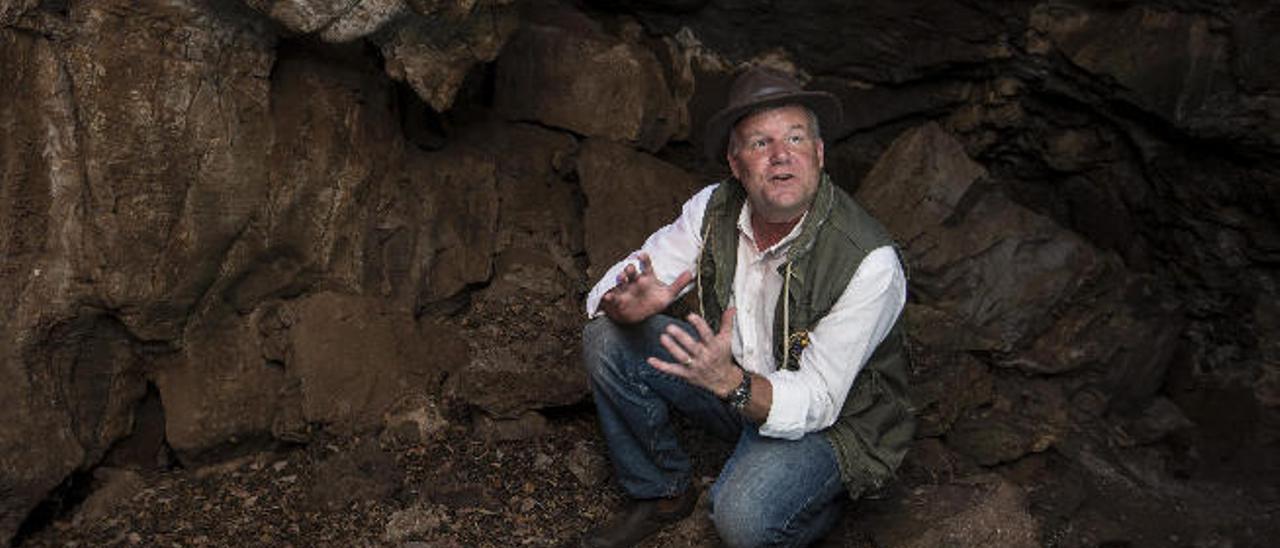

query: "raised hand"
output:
648 307 741 398
598 252 693 324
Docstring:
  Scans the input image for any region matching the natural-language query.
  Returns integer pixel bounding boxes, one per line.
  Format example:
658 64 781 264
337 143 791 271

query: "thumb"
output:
719 307 736 337
668 270 694 294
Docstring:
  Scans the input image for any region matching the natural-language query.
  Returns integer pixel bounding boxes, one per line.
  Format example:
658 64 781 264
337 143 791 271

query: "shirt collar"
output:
737 200 809 255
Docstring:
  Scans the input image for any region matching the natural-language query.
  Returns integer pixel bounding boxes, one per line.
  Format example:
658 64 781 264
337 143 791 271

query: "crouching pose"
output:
579 67 916 548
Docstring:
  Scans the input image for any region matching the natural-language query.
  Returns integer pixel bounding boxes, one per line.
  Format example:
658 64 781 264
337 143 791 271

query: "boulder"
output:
495 21 680 151
656 27 731 150
445 289 588 418
626 0 1008 81
946 378 1069 466
1028 3 1277 152
72 468 147 526
0 27 88 543
60 0 274 341
375 2 518 112
262 40 501 308
430 124 590 419
459 122 584 301
577 138 703 278
153 306 286 462
259 39 404 302
403 147 501 303
908 345 994 438
0 316 140 543
1014 275 1182 382
1028 4 1226 125
857 122 1107 353
1 1 275 539
855 474 1041 548
242 0 407 41
380 393 451 449
287 292 463 432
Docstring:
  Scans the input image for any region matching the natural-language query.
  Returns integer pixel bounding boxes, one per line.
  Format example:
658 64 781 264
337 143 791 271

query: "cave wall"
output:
1 0 1277 543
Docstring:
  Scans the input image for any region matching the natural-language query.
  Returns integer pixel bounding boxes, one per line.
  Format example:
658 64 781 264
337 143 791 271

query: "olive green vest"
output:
696 174 916 497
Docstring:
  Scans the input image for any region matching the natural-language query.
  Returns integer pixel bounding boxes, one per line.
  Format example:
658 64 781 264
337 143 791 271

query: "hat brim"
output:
703 90 842 163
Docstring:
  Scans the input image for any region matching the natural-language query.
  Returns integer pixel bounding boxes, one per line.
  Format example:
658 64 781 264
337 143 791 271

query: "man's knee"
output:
582 317 630 381
710 492 776 547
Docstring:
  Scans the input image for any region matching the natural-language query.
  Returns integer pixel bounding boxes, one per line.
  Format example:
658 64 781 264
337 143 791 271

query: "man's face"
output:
727 105 825 223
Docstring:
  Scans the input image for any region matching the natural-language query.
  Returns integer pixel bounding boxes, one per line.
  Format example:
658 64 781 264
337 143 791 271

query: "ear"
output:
816 138 825 170
727 150 742 180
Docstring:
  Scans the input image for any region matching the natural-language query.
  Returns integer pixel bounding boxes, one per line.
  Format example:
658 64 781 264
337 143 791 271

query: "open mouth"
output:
769 174 794 182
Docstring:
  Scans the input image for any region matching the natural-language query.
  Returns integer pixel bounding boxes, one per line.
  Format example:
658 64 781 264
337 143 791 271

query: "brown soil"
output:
15 413 736 548
16 412 1279 547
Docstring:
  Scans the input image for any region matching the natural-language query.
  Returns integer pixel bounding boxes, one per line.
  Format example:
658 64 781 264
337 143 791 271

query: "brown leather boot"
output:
580 487 699 548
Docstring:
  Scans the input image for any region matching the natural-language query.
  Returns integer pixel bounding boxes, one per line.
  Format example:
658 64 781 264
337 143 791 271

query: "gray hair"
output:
726 104 822 155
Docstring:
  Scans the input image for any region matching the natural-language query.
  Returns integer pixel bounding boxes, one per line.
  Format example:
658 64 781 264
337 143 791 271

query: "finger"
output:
718 307 737 338
664 326 703 360
686 312 716 342
622 263 639 283
667 270 694 294
648 356 691 379
637 252 652 274
658 333 695 365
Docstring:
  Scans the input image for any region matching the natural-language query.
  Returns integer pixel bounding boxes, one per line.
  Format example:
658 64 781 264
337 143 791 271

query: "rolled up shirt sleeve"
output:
759 246 907 439
584 184 717 318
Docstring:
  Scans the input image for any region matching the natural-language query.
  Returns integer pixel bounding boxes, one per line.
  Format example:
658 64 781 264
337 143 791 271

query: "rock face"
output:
578 138 703 277
495 17 681 151
2 0 1279 545
375 1 519 112
858 475 1042 548
242 0 407 42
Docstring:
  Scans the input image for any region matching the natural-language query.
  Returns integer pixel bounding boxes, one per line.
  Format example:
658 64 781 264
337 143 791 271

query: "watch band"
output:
726 365 752 412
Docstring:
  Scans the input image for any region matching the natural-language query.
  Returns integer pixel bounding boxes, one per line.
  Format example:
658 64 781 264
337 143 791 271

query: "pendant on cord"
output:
784 330 810 371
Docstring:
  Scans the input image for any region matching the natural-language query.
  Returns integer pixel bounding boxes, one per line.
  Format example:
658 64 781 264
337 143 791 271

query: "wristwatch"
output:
725 364 752 412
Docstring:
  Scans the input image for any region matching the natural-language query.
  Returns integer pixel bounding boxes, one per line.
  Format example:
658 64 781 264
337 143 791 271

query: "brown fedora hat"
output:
703 66 842 162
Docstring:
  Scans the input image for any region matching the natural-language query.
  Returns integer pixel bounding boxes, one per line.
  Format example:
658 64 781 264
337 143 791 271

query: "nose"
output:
768 142 791 165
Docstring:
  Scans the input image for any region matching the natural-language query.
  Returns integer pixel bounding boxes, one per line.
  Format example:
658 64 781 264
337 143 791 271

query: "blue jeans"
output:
583 315 847 547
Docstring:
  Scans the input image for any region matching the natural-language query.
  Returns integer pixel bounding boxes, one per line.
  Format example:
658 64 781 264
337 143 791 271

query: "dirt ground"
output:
15 410 733 548
15 408 1279 548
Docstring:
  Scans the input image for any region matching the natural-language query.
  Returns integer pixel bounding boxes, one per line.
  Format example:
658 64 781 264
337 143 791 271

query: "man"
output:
580 67 915 547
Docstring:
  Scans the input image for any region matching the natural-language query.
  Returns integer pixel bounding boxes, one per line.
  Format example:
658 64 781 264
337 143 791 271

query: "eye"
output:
751 138 768 149
787 134 804 145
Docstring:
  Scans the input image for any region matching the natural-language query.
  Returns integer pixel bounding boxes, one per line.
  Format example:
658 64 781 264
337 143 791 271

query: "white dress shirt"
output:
586 184 906 440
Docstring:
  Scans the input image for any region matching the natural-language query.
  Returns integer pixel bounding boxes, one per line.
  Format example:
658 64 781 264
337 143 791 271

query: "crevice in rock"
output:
394 78 448 151
11 469 94 546
101 383 174 472
416 279 492 320
450 59 498 114
537 399 598 426
36 0 68 17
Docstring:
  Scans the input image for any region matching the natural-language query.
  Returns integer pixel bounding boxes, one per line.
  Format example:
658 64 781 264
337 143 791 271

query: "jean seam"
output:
635 350 690 498
772 469 842 547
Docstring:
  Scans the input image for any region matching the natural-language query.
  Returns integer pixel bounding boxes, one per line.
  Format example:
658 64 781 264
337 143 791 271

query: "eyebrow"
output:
743 124 809 139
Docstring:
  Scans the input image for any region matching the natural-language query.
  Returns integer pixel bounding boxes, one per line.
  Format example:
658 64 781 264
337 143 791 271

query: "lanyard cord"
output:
780 260 793 371
697 220 712 320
